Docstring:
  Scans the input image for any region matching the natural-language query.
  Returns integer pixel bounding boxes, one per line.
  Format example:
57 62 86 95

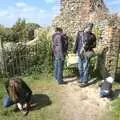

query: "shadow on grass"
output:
64 75 77 79
1 94 52 116
115 73 120 83
112 89 120 100
30 94 52 111
63 76 78 83
79 78 98 87
87 78 98 86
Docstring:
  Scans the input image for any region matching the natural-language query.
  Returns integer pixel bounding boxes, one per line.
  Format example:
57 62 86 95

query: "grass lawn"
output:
111 98 120 120
102 98 120 120
0 72 120 120
110 83 120 120
100 83 120 120
0 73 62 120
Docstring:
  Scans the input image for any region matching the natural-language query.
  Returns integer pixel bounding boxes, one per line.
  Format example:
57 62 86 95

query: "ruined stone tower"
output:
52 0 120 80
53 0 108 35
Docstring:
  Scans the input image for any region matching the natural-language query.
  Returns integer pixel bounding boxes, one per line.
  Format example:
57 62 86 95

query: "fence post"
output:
0 38 5 74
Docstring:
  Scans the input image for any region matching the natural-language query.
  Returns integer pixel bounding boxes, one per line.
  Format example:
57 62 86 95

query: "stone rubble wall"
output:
105 27 120 78
96 16 120 79
53 0 108 36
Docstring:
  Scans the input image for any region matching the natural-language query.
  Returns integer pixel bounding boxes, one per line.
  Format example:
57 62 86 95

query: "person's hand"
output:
17 102 29 116
17 103 23 111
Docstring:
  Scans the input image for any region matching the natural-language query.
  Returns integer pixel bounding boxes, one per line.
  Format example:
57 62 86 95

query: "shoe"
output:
79 83 88 87
78 80 82 83
58 81 64 84
78 81 82 84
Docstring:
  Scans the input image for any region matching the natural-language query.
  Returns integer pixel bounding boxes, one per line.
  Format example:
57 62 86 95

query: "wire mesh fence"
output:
0 38 41 78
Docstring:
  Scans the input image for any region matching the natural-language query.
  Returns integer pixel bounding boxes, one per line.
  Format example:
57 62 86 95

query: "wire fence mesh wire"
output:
0 40 40 77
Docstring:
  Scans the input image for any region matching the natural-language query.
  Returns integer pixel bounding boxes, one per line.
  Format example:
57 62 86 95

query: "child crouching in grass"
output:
100 76 114 98
4 78 32 116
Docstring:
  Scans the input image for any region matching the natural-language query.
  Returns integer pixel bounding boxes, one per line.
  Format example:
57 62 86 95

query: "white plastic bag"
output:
66 53 79 68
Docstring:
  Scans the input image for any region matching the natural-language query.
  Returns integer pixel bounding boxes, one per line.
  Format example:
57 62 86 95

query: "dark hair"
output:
4 80 9 91
55 27 63 32
85 23 94 29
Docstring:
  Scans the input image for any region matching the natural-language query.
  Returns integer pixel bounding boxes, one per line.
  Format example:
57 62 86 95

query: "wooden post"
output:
0 38 5 74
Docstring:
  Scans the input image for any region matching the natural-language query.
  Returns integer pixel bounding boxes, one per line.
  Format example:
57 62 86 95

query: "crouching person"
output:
4 78 32 116
100 76 114 98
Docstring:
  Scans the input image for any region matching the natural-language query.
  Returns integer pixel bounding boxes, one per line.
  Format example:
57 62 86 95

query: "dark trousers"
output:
54 57 64 84
78 56 90 83
4 96 14 107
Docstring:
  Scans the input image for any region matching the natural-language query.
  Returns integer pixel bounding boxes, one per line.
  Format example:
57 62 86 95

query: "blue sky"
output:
0 0 120 27
105 0 120 12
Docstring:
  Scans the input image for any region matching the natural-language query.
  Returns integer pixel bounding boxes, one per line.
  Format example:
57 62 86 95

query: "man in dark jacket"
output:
52 27 68 84
74 23 96 87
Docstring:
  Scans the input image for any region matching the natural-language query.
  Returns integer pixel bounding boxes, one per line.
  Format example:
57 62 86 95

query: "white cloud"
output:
44 0 56 4
0 11 9 17
16 2 27 7
0 2 60 27
104 0 120 13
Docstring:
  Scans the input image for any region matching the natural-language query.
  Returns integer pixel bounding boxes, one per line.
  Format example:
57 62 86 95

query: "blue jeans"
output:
78 56 90 83
4 96 14 107
54 57 64 84
100 89 111 97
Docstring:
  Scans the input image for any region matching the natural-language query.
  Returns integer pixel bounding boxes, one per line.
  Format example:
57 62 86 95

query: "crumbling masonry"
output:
53 0 120 80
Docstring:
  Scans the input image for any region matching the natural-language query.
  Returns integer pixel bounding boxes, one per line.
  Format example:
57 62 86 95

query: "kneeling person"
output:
100 76 114 98
4 78 32 115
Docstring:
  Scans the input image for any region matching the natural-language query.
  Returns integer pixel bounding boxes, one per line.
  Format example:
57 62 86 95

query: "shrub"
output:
25 27 53 74
3 27 53 76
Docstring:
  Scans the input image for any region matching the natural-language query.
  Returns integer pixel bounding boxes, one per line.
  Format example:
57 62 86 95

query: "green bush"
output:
3 27 53 76
4 43 29 76
93 26 103 40
26 28 53 74
0 19 40 43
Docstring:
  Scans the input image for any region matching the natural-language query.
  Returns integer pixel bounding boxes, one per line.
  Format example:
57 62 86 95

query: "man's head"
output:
55 27 63 32
84 23 94 32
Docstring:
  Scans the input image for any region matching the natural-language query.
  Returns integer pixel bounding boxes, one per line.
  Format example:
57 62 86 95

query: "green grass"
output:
100 83 120 120
0 72 120 120
0 74 62 120
111 98 120 120
110 83 120 120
